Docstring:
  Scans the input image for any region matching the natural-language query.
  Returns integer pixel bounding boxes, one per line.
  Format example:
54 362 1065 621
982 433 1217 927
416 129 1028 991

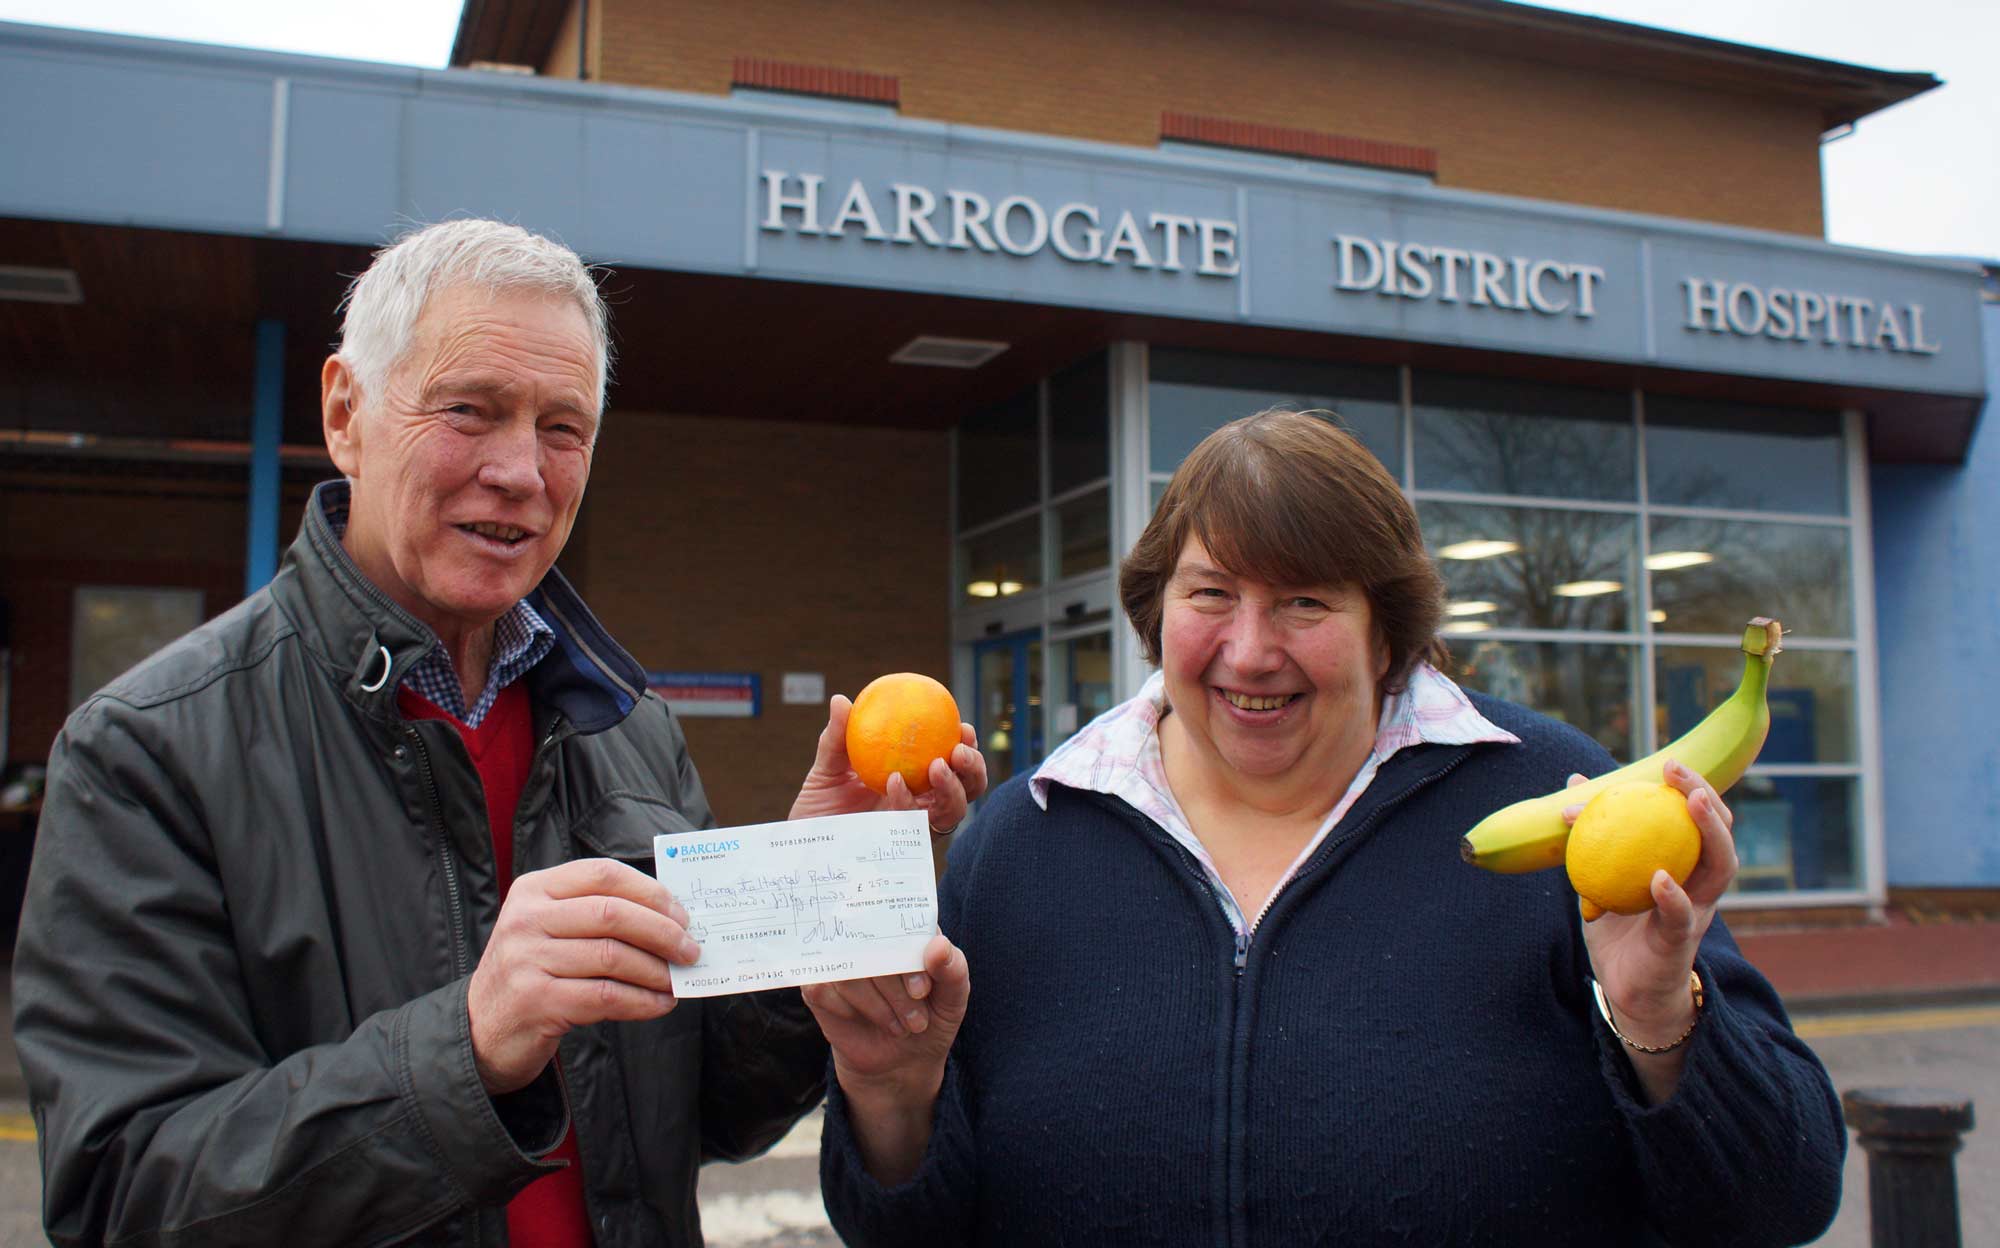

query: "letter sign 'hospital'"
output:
1680 279 1940 354
762 171 1242 276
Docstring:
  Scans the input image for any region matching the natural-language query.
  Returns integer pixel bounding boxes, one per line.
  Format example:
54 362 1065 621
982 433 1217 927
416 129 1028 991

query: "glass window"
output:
958 387 1038 529
1647 517 1852 639
1655 645 1856 766
1148 349 1402 477
1049 631 1115 751
1420 501 1639 632
70 586 204 709
1645 396 1845 516
958 514 1041 606
1054 485 1110 580
1728 775 1859 893
1446 639 1640 762
1049 353 1109 496
1411 373 1634 501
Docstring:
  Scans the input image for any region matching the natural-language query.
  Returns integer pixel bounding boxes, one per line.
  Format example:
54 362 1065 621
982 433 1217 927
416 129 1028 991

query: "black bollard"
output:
1841 1087 1975 1248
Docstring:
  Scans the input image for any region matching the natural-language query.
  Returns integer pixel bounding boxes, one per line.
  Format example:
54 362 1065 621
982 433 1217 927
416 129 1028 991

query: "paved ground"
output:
0 1001 1989 1246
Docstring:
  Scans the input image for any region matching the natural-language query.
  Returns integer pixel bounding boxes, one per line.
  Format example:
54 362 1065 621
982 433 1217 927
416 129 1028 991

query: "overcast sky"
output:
2 0 1993 262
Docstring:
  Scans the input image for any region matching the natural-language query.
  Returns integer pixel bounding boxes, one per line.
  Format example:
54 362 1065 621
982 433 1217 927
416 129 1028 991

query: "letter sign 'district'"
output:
1331 234 1605 319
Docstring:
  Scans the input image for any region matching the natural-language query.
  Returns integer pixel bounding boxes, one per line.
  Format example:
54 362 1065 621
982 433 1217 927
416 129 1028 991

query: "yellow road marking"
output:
1795 1005 2000 1039
0 1114 34 1142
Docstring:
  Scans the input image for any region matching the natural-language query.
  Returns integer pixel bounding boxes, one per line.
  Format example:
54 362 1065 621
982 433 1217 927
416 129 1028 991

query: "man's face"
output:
322 284 599 643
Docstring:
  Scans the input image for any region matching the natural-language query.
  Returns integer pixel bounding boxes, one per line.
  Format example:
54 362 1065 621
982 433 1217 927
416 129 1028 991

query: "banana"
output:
1459 617 1783 874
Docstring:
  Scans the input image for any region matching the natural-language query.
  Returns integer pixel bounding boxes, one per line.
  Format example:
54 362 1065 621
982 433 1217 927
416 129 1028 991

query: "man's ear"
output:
322 355 362 476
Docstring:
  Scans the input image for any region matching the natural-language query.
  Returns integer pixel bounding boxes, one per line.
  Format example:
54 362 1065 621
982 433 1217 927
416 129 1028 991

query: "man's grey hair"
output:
337 219 613 412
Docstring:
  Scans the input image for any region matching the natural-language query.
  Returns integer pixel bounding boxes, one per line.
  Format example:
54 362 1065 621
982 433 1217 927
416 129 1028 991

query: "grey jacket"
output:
13 480 828 1247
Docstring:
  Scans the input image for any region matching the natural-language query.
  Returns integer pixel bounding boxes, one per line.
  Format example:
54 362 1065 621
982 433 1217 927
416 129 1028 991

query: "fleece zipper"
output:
1221 749 1471 1246
1109 749 1471 1248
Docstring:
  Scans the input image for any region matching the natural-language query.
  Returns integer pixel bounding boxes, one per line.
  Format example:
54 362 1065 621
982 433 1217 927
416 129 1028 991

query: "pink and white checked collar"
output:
1029 662 1519 936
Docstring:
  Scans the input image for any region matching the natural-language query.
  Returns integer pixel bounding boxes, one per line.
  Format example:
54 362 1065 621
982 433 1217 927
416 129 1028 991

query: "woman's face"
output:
1159 535 1390 789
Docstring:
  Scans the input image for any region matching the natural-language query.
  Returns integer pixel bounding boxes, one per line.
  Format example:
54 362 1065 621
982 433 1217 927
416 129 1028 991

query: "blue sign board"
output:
645 671 761 719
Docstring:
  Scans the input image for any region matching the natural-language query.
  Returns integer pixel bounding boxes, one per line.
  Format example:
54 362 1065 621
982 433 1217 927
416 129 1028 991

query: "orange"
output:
1565 782 1703 921
846 672 963 796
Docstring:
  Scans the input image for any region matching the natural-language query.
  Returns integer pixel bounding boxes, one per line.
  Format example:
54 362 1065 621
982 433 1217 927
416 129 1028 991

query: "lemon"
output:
1564 782 1702 921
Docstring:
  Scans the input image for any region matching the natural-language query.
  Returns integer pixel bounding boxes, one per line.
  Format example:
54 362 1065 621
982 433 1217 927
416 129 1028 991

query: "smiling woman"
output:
815 406 1849 1248
1124 411 1445 831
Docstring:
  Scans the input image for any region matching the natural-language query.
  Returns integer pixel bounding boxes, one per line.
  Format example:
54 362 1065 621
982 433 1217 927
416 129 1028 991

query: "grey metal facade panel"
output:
2 38 275 232
1244 185 1650 356
0 22 1985 400
283 81 406 242
747 128 1246 320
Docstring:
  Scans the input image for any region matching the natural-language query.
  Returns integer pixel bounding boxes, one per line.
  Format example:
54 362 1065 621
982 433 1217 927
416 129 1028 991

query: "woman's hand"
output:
789 695 988 837
802 934 970 1184
1567 757 1739 1101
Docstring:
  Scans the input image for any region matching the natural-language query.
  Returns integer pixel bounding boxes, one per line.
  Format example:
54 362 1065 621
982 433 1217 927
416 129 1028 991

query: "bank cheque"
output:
653 809 937 998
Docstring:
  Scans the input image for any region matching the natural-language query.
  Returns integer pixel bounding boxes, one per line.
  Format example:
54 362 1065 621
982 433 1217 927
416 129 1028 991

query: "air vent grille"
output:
0 266 83 304
889 336 1008 368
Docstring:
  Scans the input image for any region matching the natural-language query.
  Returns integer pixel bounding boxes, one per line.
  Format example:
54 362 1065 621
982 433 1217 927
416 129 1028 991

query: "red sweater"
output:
401 682 592 1247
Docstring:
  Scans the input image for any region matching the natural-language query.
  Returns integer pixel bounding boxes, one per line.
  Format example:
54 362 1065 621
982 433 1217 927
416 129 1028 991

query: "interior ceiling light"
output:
1645 550 1714 571
998 580 1024 595
1649 609 1669 623
0 265 83 304
1552 580 1623 597
1437 539 1520 561
1441 620 1492 634
1445 600 1498 616
889 335 1010 368
967 580 1000 598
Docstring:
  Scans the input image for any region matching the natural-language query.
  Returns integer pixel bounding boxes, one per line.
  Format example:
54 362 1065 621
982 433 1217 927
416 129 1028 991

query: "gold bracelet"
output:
1591 970 1704 1055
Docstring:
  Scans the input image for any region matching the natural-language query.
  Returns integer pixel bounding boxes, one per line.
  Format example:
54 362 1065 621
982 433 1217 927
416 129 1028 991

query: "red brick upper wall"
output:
592 0 1827 237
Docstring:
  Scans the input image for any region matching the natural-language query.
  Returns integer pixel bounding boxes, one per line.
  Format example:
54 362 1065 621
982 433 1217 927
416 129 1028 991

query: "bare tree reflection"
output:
1649 517 1850 638
1424 501 1637 632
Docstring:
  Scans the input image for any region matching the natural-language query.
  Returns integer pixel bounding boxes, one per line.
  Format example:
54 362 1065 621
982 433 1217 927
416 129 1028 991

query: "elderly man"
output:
13 219 984 1247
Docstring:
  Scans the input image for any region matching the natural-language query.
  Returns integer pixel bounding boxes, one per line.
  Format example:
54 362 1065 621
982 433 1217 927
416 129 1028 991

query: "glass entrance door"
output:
972 632 1043 788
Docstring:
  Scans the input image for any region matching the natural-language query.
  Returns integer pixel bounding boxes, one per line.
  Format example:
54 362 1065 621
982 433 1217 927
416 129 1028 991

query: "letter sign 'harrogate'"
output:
1332 235 1606 318
761 171 1242 276
1679 278 1940 354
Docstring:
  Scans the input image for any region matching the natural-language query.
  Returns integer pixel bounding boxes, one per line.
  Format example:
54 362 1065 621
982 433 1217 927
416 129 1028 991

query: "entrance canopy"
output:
0 22 1986 458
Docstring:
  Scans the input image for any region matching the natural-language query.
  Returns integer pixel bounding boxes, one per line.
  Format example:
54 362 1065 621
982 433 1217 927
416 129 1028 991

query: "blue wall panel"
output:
1871 300 2000 885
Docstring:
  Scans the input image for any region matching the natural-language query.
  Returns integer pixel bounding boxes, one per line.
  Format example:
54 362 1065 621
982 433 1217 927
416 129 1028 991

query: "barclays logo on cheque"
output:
662 839 742 861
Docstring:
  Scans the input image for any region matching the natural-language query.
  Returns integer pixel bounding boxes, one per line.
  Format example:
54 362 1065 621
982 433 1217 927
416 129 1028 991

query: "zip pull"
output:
1233 929 1249 972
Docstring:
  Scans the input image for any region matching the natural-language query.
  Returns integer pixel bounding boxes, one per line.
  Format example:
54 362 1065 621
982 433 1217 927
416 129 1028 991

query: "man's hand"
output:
802 934 969 1185
789 695 988 836
466 858 702 1095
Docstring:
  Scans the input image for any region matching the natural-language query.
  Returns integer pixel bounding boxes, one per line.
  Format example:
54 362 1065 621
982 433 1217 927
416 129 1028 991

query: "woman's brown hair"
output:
1118 407 1449 694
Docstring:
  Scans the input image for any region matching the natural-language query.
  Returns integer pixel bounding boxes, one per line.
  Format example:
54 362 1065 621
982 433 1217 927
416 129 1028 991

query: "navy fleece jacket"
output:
820 694 1844 1247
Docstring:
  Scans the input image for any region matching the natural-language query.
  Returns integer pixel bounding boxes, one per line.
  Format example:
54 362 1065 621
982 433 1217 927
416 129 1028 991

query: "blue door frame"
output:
971 630 1041 784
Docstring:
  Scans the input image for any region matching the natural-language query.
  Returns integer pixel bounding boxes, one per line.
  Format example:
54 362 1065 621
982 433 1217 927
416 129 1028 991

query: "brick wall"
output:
0 480 309 766
595 0 1826 236
2 420 951 830
574 410 952 826
541 0 582 79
